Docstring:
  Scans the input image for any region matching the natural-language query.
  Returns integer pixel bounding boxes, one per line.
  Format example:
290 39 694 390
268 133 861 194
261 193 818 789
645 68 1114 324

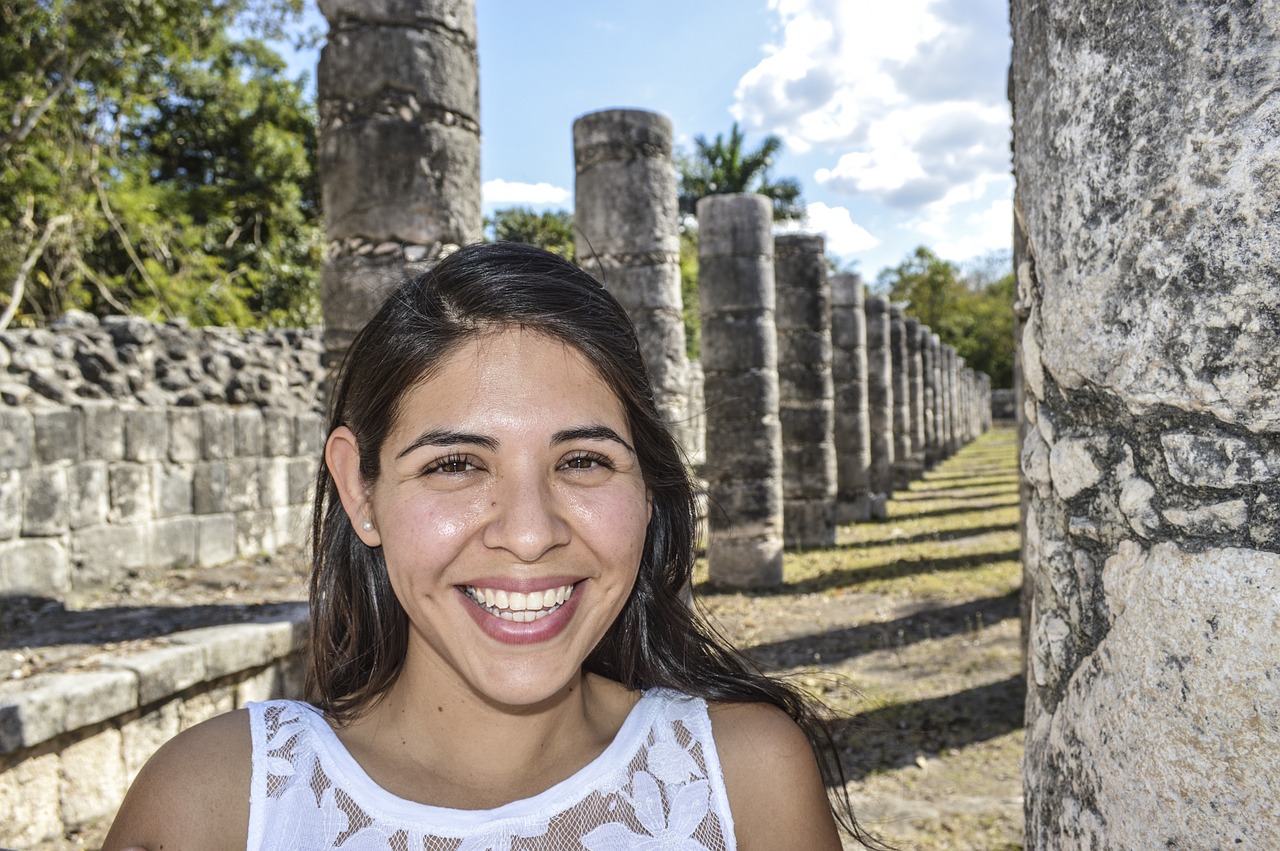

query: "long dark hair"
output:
308 241 884 847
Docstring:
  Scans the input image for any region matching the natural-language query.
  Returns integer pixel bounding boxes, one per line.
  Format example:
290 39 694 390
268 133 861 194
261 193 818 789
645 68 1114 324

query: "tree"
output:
0 0 320 328
877 246 1016 388
485 208 575 261
677 122 804 222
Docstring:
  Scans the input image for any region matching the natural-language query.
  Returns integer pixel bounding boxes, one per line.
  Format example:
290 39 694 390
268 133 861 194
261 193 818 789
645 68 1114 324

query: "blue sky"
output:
287 0 1012 280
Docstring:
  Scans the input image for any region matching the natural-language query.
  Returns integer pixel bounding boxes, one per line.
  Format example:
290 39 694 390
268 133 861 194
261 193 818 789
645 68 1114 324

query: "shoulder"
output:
707 701 843 851
103 708 252 851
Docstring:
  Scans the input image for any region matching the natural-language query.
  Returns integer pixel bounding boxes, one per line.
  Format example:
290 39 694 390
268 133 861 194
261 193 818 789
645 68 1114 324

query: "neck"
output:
341 658 635 809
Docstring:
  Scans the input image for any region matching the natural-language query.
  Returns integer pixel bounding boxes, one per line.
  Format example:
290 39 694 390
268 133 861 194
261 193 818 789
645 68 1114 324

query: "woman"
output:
105 242 881 850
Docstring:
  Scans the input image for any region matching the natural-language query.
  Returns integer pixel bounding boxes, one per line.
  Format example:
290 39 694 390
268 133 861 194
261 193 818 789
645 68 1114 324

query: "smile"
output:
462 583 576 623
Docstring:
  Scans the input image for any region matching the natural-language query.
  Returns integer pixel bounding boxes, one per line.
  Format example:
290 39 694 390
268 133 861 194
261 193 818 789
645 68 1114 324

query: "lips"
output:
462 583 576 622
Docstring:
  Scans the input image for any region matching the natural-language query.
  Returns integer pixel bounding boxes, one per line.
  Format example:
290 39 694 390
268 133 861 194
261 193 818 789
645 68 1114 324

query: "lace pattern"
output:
247 690 735 851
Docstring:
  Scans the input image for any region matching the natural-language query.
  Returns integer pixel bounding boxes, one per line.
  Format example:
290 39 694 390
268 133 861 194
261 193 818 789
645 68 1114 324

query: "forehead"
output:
392 328 630 433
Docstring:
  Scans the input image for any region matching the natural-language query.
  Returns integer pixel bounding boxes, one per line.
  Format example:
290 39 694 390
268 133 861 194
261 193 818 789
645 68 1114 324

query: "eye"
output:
422 454 479 475
560 451 614 472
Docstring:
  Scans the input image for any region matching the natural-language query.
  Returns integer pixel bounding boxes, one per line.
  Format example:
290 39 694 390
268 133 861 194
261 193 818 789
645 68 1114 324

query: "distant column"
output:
831 273 871 522
947 342 957 455
317 0 481 374
889 305 914 488
919 323 937 467
943 345 958 455
865 295 894 503
697 194 783 588
905 318 928 473
774 234 837 549
573 109 691 455
930 333 946 461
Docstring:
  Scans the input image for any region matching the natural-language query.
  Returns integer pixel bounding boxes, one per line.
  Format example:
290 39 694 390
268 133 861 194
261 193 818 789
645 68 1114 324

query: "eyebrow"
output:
396 429 498 459
553 425 636 455
395 424 635 459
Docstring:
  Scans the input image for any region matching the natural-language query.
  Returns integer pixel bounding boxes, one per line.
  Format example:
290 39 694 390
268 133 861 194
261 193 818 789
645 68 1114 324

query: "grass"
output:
694 425 1026 850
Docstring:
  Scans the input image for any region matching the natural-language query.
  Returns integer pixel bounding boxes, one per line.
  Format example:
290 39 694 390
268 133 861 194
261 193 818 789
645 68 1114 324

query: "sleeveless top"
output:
246 689 737 850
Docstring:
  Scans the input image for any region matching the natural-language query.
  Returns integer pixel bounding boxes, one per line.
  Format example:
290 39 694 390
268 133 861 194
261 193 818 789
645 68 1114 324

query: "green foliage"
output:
677 122 804 222
876 246 1016 388
0 0 320 328
484 207 576 261
679 227 700 360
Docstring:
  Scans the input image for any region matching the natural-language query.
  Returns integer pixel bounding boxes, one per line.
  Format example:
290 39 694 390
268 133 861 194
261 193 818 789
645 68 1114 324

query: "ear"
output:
326 425 381 547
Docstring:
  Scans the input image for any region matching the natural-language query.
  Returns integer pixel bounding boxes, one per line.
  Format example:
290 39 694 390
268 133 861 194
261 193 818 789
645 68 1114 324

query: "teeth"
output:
464 583 576 621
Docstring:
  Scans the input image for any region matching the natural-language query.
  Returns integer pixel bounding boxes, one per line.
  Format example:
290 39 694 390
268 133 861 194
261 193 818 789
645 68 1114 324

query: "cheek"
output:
378 493 487 572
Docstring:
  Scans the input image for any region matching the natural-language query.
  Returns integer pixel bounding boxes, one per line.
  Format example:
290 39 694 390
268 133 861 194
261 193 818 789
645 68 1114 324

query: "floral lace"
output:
246 691 735 851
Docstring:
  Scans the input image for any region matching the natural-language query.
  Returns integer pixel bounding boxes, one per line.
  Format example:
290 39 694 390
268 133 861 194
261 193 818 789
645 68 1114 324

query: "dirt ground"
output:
10 427 1024 850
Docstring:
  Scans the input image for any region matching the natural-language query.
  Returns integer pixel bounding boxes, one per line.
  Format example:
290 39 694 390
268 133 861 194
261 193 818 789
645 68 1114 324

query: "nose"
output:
481 468 572 562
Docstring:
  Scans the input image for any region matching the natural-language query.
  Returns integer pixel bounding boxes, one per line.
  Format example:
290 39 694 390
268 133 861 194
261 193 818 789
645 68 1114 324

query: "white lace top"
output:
246 689 736 850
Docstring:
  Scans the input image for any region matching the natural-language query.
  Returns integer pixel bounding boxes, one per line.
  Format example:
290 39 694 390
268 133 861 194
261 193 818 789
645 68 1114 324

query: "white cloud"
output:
735 0 1011 218
814 102 1010 209
910 193 1014 261
777 201 880 257
481 179 570 208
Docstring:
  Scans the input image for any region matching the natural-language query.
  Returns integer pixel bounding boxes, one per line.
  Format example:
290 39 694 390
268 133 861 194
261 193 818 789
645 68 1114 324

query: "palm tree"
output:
677 122 804 221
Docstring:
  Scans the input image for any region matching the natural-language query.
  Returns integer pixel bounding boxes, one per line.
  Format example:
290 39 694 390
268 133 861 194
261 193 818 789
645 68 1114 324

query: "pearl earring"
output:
361 519 374 532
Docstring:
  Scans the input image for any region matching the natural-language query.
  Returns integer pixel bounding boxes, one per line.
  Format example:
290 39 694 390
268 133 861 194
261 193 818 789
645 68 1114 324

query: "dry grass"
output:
695 425 1025 850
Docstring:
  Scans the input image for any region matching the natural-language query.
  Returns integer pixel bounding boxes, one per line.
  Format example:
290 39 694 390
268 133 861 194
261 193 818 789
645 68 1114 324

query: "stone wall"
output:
0 607 307 847
1012 1 1280 846
0 315 323 598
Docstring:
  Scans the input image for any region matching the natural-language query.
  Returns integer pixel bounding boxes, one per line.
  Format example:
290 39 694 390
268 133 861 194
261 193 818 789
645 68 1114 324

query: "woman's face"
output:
334 327 651 708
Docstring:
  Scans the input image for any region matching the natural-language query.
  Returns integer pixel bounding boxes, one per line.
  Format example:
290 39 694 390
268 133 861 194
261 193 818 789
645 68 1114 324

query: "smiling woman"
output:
102 242 887 850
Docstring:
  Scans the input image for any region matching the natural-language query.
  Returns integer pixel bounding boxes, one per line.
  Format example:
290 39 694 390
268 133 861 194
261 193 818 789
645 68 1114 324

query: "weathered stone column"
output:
774 234 837 549
317 0 481 372
888 305 914 488
929 332 945 463
831 273 871 522
1014 3 1280 847
905 317 927 474
697 194 783 588
941 344 957 456
864 295 894 502
919 323 936 467
573 109 691 452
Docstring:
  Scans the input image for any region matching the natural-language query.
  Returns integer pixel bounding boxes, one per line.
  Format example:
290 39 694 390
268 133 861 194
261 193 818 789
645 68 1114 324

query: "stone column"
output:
1014 3 1280 847
905 317 927 474
929 333 945 463
573 109 691 453
864 295 894 503
831 273 871 522
697 194 783 588
888 306 913 488
919 323 937 467
941 344 957 456
774 234 837 549
317 0 481 373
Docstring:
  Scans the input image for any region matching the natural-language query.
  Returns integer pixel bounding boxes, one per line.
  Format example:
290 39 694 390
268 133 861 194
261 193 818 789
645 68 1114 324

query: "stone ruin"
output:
1013 1 1280 846
0 2 996 842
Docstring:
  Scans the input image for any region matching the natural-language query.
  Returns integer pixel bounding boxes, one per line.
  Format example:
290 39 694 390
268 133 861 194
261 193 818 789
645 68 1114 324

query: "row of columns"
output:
569 109 990 588
315 70 991 590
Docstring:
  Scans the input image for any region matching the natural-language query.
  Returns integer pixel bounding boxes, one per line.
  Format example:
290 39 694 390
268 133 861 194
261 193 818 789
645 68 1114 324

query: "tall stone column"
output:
864 295 894 502
697 194 783 588
905 317 927 474
831 273 871 522
1014 3 1280 847
940 344 957 456
774 234 837 549
919 323 937 467
929 333 945 462
317 0 481 373
889 305 913 488
573 109 691 453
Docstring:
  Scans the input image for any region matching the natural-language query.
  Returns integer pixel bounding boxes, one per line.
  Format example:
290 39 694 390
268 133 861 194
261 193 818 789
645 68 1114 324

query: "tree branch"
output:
1 208 73 331
92 175 175 319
